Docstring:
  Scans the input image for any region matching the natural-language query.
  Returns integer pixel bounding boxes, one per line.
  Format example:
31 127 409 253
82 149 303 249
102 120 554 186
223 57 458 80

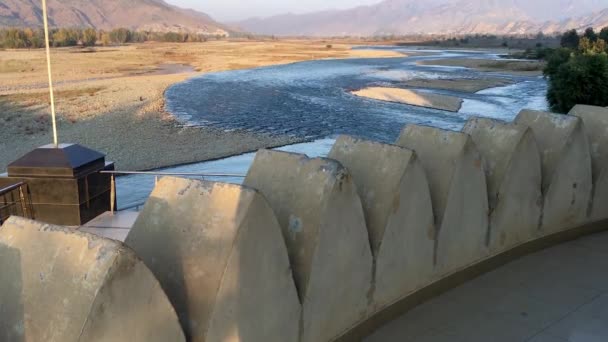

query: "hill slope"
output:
0 0 229 35
235 0 608 36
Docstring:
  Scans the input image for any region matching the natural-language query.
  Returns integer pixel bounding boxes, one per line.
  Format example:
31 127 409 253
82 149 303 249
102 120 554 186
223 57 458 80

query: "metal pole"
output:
41 0 59 147
110 174 116 215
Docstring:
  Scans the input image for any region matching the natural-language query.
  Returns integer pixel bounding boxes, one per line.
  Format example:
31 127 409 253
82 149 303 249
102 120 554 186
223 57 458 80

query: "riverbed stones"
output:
515 109 592 232
125 177 300 342
0 216 184 342
463 118 543 253
244 150 373 342
328 136 435 311
569 105 608 222
396 125 489 275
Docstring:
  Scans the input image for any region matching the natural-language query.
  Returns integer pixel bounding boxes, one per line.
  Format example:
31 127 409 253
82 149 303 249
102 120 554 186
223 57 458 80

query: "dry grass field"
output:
0 40 404 171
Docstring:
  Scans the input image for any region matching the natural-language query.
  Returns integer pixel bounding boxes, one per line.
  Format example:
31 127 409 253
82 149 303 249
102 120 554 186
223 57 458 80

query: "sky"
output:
166 0 383 21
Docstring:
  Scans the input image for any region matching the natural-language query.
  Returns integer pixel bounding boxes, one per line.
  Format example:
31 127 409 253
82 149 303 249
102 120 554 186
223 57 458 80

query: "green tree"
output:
599 27 608 42
1 28 28 48
561 29 580 49
52 28 79 47
82 28 97 47
546 53 608 113
100 31 111 46
109 28 131 44
162 32 185 42
584 27 598 42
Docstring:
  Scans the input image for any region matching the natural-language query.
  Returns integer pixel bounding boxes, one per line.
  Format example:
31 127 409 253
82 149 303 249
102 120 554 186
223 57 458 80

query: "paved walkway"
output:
79 211 139 242
366 231 608 342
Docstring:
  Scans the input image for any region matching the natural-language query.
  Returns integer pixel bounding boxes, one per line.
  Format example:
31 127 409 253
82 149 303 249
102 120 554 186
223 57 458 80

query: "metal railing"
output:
99 171 247 213
0 182 34 225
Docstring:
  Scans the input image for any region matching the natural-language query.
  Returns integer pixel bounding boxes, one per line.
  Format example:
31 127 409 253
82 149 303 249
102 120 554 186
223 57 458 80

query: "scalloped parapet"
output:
463 118 543 253
0 217 184 342
569 105 608 222
328 135 435 311
515 109 592 233
396 125 489 275
125 178 300 342
244 150 373 342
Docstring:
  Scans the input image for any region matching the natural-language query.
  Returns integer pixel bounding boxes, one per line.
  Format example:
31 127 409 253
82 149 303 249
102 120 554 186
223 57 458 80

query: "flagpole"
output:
41 0 59 147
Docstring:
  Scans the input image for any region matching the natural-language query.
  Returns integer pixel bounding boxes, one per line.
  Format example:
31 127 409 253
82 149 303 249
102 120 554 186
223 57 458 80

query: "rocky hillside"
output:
0 0 229 35
235 0 608 36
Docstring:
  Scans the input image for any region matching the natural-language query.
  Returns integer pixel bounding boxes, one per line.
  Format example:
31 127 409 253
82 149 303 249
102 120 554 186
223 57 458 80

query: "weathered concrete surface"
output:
463 118 543 253
328 136 435 311
125 178 300 342
0 216 184 342
244 150 373 342
0 243 23 342
396 125 489 275
515 110 592 232
570 105 608 222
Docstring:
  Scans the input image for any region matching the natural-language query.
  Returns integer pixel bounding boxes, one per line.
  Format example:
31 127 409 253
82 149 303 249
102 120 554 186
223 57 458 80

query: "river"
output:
117 47 548 210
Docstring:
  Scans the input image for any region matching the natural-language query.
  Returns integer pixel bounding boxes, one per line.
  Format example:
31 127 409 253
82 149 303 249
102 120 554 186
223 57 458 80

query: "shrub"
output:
546 53 608 113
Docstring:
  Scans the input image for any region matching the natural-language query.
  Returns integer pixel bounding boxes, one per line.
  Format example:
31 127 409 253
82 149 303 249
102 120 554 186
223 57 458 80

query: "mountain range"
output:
0 0 229 35
235 0 608 36
3 0 608 37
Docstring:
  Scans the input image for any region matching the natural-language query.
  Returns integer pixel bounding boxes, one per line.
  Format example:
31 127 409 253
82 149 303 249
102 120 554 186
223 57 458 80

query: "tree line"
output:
0 27 226 49
541 27 608 113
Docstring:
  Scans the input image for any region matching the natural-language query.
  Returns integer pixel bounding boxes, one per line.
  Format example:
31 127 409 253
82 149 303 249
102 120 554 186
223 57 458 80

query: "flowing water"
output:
117 47 549 210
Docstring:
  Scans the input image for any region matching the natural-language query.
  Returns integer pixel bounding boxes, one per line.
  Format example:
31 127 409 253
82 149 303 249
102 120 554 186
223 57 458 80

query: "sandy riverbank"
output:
402 78 514 93
0 41 405 171
352 87 463 112
418 58 545 76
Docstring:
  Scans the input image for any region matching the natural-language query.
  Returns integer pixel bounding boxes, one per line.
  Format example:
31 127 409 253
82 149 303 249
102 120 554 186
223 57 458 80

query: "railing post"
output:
0 194 5 225
10 191 16 217
26 185 34 220
110 174 116 215
18 186 28 218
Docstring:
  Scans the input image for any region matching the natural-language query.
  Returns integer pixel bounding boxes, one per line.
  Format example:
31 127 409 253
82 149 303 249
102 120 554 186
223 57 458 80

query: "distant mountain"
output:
0 0 230 35
235 0 608 36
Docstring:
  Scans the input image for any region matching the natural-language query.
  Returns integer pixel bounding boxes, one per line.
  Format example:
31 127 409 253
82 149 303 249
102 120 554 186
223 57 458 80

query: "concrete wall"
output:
569 105 608 222
396 125 489 275
244 150 373 342
0 216 184 342
328 136 435 312
4 104 608 342
463 118 543 253
515 109 592 233
124 178 301 342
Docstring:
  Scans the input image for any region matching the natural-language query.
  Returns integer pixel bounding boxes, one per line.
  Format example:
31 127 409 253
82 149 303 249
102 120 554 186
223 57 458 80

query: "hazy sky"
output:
166 0 383 21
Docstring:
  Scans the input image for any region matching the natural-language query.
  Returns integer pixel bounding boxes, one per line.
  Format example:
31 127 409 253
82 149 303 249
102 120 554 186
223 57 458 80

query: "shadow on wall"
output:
1 106 608 342
124 179 301 342
0 217 185 342
0 244 24 342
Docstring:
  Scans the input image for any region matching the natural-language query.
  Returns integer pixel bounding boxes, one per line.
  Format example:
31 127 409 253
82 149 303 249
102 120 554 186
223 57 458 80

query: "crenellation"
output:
396 124 489 275
2 105 608 342
463 117 543 253
515 109 592 233
328 135 435 312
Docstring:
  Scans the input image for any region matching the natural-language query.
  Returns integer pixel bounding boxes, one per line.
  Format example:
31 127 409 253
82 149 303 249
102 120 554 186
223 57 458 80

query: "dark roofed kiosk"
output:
0 144 114 226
